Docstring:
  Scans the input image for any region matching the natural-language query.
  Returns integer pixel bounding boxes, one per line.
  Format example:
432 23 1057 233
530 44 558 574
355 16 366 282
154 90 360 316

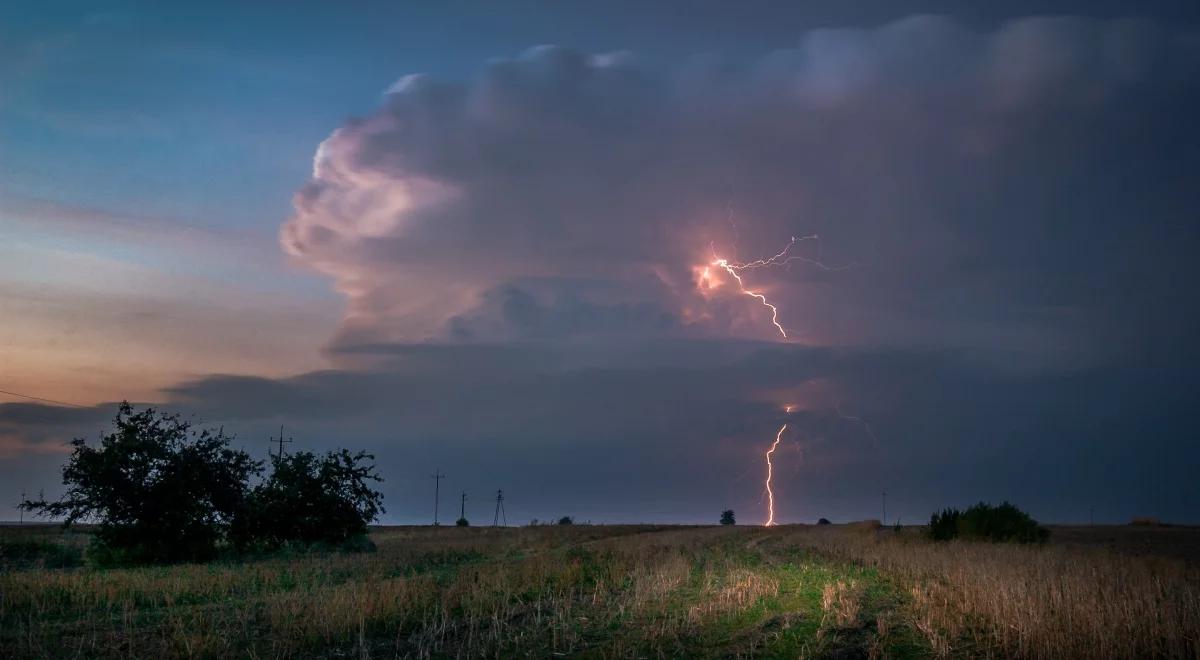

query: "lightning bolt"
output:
708 235 856 340
764 423 786 526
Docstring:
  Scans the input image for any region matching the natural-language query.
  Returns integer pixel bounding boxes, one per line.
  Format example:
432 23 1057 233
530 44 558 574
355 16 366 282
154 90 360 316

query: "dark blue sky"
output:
2 1 1198 525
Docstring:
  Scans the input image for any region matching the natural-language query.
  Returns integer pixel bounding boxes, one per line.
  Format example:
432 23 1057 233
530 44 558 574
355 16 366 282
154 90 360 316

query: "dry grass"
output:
781 525 1200 658
2 523 1197 658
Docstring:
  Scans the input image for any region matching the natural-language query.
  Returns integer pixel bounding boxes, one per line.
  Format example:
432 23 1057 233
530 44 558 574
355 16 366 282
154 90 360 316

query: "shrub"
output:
456 517 469 527
929 502 1048 543
21 403 260 564
929 508 960 541
817 518 832 525
720 509 736 525
232 449 384 550
558 516 574 525
0 538 84 569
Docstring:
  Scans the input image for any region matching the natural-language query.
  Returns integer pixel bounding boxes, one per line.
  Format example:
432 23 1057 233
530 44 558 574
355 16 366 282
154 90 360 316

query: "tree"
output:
557 516 574 525
719 509 736 525
817 518 832 525
232 449 384 549
21 402 259 564
928 502 1048 543
455 517 469 527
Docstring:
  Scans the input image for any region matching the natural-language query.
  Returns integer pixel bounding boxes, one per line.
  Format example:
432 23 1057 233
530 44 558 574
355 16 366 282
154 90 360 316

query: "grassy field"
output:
1 523 1198 658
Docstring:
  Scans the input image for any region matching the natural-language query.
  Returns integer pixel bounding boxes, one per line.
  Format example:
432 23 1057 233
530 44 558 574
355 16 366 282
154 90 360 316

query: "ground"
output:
1 523 1197 658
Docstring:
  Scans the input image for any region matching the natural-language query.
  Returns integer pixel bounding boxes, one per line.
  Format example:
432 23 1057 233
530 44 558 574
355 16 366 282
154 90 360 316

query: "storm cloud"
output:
4 15 1199 524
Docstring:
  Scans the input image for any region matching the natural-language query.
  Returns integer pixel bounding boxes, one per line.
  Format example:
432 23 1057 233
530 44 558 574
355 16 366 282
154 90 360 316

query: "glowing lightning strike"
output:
713 256 789 338
709 235 856 340
764 405 792 527
764 423 786 526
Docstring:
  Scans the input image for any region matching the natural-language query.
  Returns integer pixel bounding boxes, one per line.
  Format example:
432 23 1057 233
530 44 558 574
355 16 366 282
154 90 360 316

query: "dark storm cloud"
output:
5 14 1199 524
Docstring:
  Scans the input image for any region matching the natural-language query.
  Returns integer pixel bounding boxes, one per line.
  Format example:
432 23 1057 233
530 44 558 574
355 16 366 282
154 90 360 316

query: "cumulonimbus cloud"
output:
281 15 1199 358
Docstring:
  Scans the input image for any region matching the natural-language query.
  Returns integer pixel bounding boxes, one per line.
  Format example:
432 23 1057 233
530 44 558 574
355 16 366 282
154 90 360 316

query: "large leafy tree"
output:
232 449 384 549
22 402 260 564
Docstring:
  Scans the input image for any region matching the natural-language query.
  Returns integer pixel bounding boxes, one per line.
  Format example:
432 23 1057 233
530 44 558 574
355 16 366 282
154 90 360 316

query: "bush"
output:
929 508 960 540
456 517 469 527
0 538 84 569
929 502 1048 543
558 516 574 525
720 509 736 525
231 449 384 550
817 518 832 525
21 403 259 564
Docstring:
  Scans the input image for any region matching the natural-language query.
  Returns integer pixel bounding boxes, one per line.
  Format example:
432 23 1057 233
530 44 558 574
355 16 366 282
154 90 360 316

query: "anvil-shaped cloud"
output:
4 15 1199 524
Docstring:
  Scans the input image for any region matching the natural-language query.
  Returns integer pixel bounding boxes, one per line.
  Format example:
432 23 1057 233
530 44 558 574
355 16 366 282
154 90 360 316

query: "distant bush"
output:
1130 516 1161 526
929 508 960 540
21 403 259 565
929 502 1048 543
231 449 384 551
0 538 84 569
720 509 736 525
456 517 469 527
558 516 574 526
817 518 832 525
22 403 385 565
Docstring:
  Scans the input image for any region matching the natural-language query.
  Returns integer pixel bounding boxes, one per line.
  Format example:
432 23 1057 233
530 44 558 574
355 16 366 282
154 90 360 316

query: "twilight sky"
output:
2 1 1199 525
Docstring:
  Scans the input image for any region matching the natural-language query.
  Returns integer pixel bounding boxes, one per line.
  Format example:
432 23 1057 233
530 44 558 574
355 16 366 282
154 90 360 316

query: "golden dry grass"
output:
2 523 1197 658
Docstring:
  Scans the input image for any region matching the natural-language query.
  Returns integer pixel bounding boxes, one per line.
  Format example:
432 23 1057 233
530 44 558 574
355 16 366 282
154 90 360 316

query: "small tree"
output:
455 517 469 527
929 508 960 540
21 402 260 564
817 518 832 525
929 502 1047 543
557 516 574 525
719 509 736 525
233 449 384 549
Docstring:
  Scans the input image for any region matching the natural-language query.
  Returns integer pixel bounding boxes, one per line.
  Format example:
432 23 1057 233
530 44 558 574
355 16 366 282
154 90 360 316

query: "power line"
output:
0 388 89 408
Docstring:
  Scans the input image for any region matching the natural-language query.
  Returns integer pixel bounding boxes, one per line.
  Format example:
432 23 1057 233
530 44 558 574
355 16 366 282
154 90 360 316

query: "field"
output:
2 523 1199 658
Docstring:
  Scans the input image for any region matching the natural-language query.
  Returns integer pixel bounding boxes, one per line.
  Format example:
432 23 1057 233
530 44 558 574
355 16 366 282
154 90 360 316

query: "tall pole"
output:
460 491 467 521
882 491 887 526
19 491 25 525
270 425 292 458
493 489 505 526
431 470 445 525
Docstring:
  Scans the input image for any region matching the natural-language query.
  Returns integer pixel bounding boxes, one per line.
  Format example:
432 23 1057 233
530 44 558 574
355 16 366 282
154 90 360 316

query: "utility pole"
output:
270 424 293 458
19 490 25 525
882 491 887 526
431 470 445 526
460 491 467 521
493 489 506 526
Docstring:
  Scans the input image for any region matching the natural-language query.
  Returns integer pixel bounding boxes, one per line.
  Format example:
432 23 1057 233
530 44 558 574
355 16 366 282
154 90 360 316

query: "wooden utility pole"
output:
270 425 293 458
460 491 467 521
19 490 25 525
431 470 445 525
493 489 506 527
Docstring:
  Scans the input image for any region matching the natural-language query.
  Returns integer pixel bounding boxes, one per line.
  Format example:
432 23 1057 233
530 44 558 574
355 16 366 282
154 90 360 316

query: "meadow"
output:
1 523 1198 658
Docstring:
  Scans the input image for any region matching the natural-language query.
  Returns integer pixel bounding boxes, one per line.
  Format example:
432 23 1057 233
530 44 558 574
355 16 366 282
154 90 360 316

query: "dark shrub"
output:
817 518 832 525
929 508 961 541
21 403 260 565
558 516 574 525
929 502 1048 543
456 517 469 527
232 449 384 550
720 509 736 525
0 538 84 569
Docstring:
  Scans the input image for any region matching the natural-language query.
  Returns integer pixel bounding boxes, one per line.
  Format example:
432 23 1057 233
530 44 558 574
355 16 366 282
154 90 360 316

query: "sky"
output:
2 1 1199 525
